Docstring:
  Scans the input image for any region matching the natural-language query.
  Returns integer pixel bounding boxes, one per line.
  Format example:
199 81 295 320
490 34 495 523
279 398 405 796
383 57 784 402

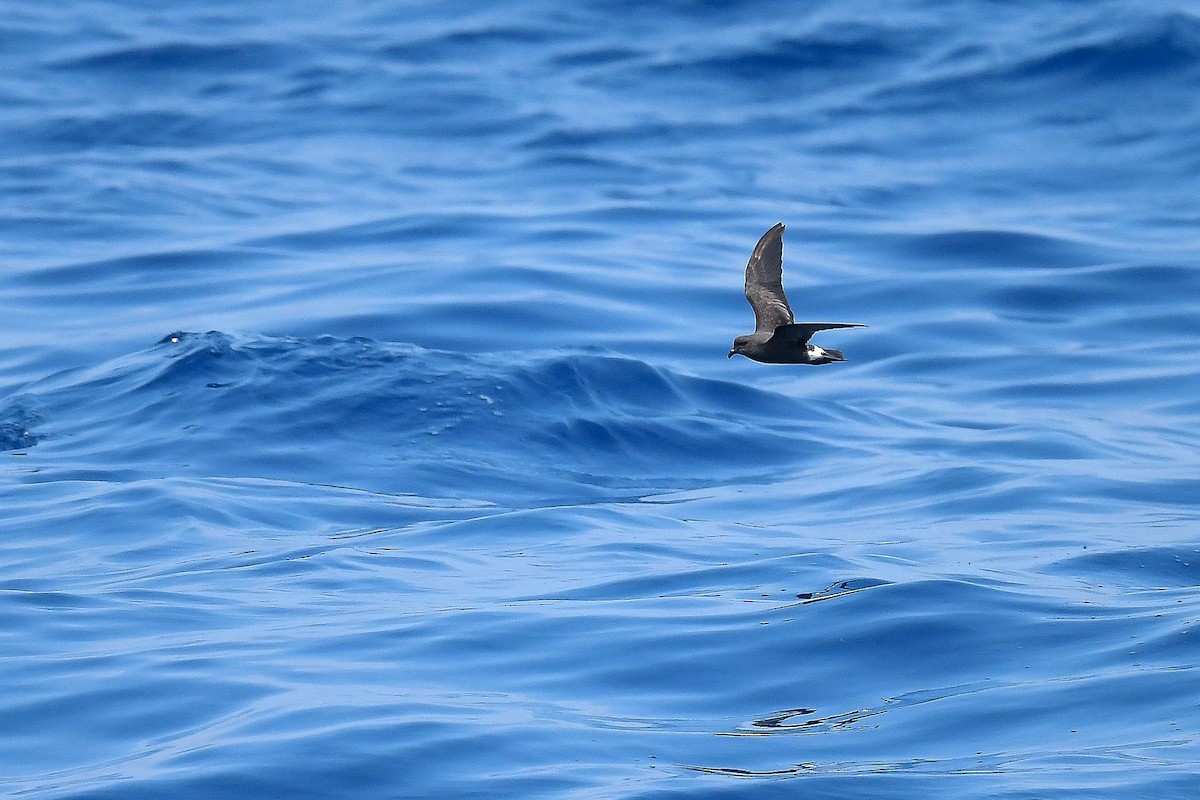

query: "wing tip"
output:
751 222 786 255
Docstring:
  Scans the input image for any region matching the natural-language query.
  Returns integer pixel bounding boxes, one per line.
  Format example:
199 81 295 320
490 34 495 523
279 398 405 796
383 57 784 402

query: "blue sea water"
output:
2 1 1199 797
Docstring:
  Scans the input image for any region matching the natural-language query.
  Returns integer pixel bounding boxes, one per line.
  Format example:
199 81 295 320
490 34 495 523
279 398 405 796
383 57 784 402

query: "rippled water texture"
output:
2 2 1199 798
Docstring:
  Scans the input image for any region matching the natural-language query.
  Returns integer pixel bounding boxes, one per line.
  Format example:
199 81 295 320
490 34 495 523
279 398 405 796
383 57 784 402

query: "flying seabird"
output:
728 223 865 364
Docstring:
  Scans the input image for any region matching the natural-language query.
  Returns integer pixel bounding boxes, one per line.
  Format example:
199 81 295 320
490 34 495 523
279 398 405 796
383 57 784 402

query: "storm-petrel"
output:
728 223 865 364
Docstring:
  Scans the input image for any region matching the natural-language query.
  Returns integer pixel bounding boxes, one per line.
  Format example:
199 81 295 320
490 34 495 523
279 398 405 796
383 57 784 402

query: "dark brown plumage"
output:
728 223 865 364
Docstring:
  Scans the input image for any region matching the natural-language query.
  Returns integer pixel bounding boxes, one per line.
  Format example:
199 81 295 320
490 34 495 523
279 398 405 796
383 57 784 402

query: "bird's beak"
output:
727 349 736 359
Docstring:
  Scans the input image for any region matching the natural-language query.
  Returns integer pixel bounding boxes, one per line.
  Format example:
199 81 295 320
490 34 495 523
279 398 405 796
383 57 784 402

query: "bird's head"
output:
728 335 752 359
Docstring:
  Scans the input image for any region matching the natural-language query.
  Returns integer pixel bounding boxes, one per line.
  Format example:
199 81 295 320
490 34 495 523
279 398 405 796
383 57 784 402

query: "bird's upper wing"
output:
771 322 867 346
744 222 794 333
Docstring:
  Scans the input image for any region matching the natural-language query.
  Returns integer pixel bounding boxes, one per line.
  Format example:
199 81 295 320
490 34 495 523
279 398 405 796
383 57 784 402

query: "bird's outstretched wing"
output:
744 222 794 333
772 322 867 346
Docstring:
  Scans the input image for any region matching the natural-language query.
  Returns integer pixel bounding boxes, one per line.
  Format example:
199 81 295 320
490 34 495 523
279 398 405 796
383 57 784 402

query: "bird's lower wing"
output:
772 322 867 346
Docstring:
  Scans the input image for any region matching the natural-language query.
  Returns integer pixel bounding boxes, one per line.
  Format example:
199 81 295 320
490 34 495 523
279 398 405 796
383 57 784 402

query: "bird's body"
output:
728 223 865 364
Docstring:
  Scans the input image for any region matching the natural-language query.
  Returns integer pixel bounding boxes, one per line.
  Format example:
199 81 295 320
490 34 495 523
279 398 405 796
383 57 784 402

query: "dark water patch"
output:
1086 261 1200 297
1015 13 1200 82
898 427 1099 463
886 229 1108 271
243 213 501 252
874 12 1200 118
991 282 1123 316
793 463 1031 518
14 247 278 290
990 366 1200 407
49 40 302 75
0 587 97 611
521 150 656 185
513 557 879 605
523 120 697 151
550 45 642 68
1048 546 1200 591
662 28 915 80
28 110 227 152
380 23 565 63
0 475 492 603
992 260 1200 318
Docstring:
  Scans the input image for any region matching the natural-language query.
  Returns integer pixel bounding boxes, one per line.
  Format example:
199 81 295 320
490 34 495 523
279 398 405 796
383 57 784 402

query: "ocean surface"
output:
3 1 1199 797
